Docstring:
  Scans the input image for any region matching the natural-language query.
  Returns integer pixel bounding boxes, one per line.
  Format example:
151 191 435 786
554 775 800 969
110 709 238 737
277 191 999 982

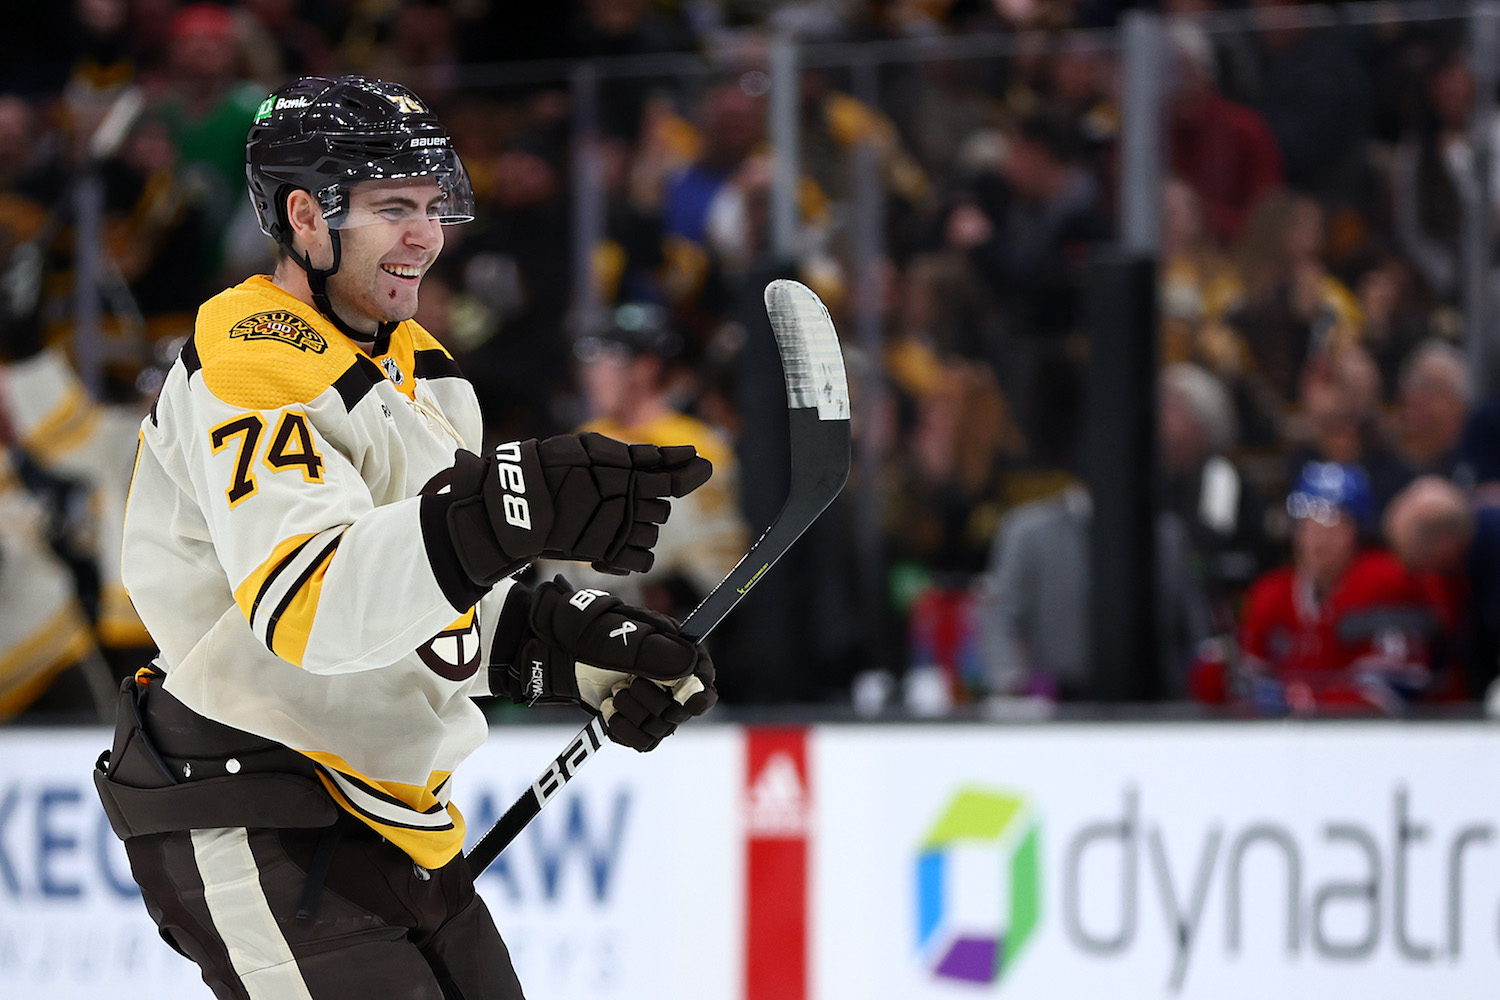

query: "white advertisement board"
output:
7 721 1500 1000
812 723 1500 1000
0 725 741 1000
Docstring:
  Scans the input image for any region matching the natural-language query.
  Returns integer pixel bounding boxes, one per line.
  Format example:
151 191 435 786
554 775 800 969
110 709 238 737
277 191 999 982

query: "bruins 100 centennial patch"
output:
230 311 328 353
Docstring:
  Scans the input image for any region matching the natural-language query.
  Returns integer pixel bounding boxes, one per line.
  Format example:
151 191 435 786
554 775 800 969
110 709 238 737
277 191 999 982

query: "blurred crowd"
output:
4 0 1500 721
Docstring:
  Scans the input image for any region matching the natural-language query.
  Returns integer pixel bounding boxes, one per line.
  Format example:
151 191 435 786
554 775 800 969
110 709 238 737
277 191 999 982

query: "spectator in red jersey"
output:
1167 20 1283 245
1236 461 1441 714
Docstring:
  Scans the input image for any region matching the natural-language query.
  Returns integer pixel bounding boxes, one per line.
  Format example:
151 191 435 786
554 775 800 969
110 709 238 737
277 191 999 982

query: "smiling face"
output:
321 178 446 334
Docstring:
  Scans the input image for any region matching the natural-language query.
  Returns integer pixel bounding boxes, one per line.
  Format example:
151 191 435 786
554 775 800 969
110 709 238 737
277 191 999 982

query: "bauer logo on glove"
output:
438 432 712 588
493 576 717 752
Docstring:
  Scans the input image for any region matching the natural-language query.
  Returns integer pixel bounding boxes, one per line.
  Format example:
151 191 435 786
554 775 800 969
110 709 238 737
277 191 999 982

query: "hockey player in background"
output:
94 75 718 1000
542 302 749 621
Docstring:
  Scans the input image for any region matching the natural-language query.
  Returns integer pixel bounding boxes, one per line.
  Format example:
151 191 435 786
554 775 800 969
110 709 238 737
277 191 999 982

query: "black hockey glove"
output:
445 433 711 586
493 576 717 752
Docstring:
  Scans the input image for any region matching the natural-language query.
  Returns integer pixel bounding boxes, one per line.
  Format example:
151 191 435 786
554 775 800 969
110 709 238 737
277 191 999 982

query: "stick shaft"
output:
465 717 606 875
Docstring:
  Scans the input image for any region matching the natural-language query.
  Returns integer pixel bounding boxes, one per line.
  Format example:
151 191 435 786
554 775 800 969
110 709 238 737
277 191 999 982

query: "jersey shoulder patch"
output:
229 310 329 353
194 277 360 410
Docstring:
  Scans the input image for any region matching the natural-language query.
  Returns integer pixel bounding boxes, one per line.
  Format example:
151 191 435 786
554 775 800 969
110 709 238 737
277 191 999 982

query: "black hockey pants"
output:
95 672 525 999
125 811 525 1000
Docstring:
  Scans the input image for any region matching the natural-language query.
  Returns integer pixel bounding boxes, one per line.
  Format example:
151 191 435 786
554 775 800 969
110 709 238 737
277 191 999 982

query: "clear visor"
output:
317 146 476 230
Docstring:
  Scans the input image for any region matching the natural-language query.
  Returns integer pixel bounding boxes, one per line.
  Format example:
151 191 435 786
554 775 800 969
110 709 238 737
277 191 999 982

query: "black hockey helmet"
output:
575 302 683 362
246 75 474 245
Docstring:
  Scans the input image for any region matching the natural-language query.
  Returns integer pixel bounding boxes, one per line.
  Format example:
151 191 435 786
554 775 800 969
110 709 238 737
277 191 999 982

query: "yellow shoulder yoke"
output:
195 277 360 410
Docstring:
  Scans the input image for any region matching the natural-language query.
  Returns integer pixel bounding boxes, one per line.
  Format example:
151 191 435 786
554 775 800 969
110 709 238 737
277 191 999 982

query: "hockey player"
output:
94 75 718 1000
544 302 749 619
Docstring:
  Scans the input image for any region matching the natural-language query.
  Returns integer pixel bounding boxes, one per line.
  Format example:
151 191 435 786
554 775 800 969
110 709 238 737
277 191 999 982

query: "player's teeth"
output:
383 265 419 277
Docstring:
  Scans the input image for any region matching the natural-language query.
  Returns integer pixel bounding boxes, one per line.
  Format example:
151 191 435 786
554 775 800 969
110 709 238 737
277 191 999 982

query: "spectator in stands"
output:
1455 396 1500 695
148 3 265 264
1159 362 1273 620
444 126 573 441
0 94 62 205
893 57 1001 184
238 0 335 81
886 358 1018 580
942 110 1110 466
1158 177 1243 370
0 94 66 302
566 0 696 144
61 0 138 117
886 250 1002 378
1166 20 1283 246
663 79 766 247
1237 461 1439 714
1286 345 1414 518
592 95 696 309
359 2 461 101
1391 339 1472 479
1383 475 1477 699
798 67 931 234
1388 43 1493 306
975 481 1211 701
1228 189 1362 410
1248 0 1374 205
104 112 217 365
1351 248 1443 401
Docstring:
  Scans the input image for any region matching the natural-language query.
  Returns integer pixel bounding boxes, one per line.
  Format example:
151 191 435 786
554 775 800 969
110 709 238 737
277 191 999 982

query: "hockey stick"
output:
466 279 851 876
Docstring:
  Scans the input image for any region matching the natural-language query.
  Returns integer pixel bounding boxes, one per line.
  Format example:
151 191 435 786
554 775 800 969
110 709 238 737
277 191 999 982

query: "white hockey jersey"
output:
122 274 513 867
4 348 152 651
0 447 96 719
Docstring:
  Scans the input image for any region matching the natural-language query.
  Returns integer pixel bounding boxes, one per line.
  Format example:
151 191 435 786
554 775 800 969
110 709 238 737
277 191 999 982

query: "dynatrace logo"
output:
916 787 1041 985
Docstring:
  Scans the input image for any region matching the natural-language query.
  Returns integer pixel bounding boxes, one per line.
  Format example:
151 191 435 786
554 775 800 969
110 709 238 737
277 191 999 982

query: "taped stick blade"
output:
764 279 850 421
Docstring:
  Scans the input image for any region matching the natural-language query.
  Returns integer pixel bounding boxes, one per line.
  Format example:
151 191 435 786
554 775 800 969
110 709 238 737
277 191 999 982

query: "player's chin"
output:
380 288 422 324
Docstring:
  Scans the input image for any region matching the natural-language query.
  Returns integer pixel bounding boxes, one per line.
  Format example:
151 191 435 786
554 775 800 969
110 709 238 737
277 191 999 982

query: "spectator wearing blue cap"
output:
1233 460 1443 714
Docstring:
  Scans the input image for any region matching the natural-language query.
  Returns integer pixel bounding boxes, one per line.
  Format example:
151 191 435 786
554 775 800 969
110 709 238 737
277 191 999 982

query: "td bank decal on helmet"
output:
253 94 313 122
229 311 328 353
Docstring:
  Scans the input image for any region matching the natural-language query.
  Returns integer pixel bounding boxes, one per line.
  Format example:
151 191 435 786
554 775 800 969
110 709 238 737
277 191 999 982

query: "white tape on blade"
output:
764 279 850 421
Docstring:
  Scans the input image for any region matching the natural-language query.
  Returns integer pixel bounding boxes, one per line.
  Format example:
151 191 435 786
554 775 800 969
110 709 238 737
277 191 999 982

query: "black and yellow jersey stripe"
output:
301 751 464 868
232 527 344 667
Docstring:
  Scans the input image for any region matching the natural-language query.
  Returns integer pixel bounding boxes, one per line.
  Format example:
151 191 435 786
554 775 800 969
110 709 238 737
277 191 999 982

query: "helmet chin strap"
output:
289 229 397 356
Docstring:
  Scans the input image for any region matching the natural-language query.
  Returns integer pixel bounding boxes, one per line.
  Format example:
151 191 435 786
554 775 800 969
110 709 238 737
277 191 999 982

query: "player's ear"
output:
285 189 331 266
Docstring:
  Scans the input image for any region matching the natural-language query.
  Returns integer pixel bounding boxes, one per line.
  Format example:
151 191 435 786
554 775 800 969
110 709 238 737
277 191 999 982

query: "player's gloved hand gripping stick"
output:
467 279 852 876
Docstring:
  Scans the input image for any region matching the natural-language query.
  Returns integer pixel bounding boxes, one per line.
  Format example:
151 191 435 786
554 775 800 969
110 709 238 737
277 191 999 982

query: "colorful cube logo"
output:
916 787 1041 985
